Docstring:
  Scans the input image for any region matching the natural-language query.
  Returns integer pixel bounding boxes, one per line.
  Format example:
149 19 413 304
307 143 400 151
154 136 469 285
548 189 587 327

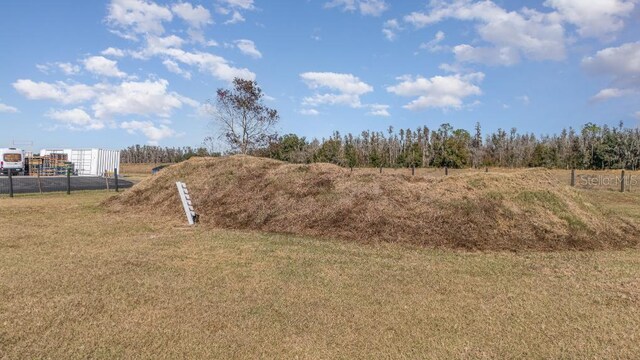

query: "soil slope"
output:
105 156 639 251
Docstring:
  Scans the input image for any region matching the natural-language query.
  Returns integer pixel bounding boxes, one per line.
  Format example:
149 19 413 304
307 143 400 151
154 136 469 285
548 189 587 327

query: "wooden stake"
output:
114 168 119 192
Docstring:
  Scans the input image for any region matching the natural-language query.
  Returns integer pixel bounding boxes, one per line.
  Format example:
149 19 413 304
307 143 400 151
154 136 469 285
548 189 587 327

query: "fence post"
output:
412 164 415 176
485 167 488 173
105 171 110 191
66 169 71 195
571 169 576 187
445 166 449 176
8 170 14 198
114 167 119 192
621 170 625 192
379 165 382 174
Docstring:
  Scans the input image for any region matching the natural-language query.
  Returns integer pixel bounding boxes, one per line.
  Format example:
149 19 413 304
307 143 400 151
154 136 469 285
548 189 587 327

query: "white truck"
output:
0 148 25 175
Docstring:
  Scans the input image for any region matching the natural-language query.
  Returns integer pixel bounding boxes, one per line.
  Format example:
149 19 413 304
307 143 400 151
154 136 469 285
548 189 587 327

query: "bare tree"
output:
211 78 279 154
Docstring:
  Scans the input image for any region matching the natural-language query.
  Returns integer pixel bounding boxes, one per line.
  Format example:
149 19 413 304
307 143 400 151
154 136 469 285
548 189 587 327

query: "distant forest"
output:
121 122 640 170
120 145 216 164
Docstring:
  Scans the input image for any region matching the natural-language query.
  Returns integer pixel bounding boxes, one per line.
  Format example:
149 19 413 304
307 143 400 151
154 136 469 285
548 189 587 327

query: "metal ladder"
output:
176 182 198 225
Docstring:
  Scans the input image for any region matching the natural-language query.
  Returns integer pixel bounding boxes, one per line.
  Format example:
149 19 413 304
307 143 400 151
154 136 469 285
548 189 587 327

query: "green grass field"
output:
1 191 639 358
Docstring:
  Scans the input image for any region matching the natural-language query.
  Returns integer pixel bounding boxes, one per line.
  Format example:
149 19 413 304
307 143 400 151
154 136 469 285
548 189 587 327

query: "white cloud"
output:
438 63 464 73
420 31 446 52
368 104 390 117
92 79 185 119
13 79 97 104
0 103 19 113
325 0 388 16
101 47 126 57
224 11 245 24
387 72 484 110
172 2 213 42
121 120 176 144
130 34 185 60
216 0 254 24
163 59 191 79
404 1 567 65
133 34 255 82
382 19 401 41
58 62 81 75
218 0 254 10
300 72 373 108
544 0 636 40
234 39 262 59
452 44 521 66
15 78 195 124
402 0 636 66
108 29 139 41
36 62 81 75
83 56 127 78
590 88 635 102
164 48 255 81
358 0 388 16
107 0 173 37
171 2 212 28
142 34 186 55
300 109 320 116
105 1 254 83
301 72 373 96
174 93 200 108
583 42 640 101
302 93 362 108
517 95 531 105
300 73 386 116
46 108 105 130
582 42 640 79
36 64 50 74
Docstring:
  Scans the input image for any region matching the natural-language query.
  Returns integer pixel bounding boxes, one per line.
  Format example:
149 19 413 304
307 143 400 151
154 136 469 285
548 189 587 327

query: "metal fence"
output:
0 172 133 196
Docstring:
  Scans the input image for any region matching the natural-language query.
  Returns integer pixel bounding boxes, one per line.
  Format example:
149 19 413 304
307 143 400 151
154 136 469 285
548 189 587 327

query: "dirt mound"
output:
104 156 639 251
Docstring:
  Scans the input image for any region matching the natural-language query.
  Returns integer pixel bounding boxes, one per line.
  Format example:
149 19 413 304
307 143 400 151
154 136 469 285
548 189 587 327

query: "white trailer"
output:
0 148 25 175
40 148 120 176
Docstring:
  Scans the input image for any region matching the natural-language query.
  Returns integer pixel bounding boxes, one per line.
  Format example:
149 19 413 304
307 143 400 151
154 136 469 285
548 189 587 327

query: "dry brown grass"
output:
119 163 172 183
1 192 639 358
120 163 170 175
106 156 639 251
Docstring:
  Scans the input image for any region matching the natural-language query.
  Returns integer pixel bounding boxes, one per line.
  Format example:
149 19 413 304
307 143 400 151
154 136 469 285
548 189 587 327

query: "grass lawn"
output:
1 191 639 358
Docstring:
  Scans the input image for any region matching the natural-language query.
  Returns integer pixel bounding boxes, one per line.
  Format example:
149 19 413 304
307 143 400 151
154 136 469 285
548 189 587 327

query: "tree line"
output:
120 145 219 164
121 122 640 170
262 122 640 170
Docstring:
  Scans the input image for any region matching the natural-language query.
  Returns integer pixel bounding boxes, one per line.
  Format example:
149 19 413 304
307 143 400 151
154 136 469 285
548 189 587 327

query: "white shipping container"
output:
40 148 120 176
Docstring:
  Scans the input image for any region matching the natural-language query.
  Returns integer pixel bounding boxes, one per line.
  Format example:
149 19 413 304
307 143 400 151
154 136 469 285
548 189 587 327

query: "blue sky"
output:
0 0 639 151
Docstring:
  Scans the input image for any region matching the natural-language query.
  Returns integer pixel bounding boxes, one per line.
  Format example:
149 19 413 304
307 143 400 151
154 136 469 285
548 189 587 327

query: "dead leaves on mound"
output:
105 156 639 251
